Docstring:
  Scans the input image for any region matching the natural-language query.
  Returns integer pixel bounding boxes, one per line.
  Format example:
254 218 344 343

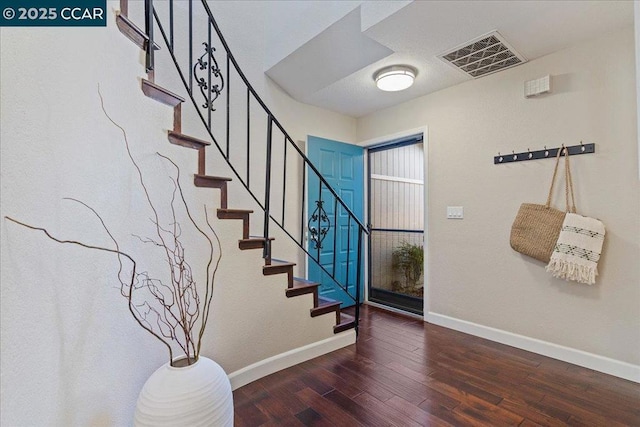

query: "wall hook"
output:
494 142 595 164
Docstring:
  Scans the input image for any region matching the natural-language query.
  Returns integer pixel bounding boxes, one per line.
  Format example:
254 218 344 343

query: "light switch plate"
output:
447 206 464 219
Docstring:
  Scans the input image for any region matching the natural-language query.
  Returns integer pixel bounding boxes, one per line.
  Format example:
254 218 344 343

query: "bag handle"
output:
546 146 577 213
564 148 577 213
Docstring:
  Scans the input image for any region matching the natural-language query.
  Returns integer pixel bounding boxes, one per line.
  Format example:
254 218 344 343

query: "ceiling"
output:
263 0 634 118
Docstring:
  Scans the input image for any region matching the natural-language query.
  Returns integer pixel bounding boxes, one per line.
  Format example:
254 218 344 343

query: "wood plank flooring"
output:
233 305 640 426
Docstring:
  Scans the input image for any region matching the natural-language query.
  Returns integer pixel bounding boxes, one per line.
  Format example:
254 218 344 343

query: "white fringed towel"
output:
546 213 605 285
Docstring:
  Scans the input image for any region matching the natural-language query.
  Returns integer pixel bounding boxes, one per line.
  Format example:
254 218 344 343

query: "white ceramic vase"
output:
134 356 234 427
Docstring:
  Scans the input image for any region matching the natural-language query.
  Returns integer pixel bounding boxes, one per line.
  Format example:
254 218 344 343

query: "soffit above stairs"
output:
262 0 633 118
265 7 394 102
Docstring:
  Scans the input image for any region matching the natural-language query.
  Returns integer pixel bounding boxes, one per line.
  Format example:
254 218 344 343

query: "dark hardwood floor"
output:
233 305 640 426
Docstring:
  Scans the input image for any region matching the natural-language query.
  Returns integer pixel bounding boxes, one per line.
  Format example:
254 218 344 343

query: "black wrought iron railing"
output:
141 0 368 325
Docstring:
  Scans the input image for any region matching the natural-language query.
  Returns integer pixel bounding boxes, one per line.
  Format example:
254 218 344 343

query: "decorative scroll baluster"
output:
308 200 330 250
193 42 224 111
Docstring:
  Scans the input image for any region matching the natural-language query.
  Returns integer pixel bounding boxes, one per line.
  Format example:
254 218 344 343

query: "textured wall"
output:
0 2 356 425
357 28 640 367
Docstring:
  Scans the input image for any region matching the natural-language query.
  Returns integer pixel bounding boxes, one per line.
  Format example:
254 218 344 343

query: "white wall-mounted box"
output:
525 75 551 98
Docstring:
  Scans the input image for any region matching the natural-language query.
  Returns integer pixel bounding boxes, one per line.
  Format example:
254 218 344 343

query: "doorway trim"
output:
359 125 429 318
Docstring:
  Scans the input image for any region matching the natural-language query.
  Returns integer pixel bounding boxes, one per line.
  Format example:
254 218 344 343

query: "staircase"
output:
115 0 365 334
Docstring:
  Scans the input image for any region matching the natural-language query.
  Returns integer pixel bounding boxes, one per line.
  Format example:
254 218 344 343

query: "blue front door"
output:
307 136 364 307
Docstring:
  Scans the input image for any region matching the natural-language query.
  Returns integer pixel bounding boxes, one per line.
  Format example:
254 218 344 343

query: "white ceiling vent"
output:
439 31 526 78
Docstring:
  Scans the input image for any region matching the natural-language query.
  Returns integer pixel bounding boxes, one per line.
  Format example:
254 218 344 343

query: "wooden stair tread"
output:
217 208 251 239
286 278 319 298
116 14 160 51
194 174 232 182
238 237 274 250
142 79 185 107
318 296 338 306
292 277 317 285
218 208 252 214
194 176 227 187
217 209 251 220
334 312 356 333
168 131 211 149
240 236 276 242
263 260 295 276
271 258 294 265
194 174 232 190
310 296 341 317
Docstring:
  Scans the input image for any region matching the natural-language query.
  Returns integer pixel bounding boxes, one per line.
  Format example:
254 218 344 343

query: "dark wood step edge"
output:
141 79 185 107
239 237 274 250
168 131 211 150
286 279 319 307
194 174 231 209
334 313 356 333
116 14 160 52
168 131 211 174
217 208 252 217
217 209 251 239
263 261 295 275
310 297 341 318
263 261 295 287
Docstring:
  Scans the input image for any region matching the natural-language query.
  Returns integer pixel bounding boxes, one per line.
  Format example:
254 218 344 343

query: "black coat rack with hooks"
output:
494 142 595 165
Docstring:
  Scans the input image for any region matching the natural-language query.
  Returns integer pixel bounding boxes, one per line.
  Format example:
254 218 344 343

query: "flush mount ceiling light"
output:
374 65 417 91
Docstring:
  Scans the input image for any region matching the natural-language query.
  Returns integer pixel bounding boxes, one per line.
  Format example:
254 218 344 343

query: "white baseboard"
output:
227 330 356 390
425 312 640 383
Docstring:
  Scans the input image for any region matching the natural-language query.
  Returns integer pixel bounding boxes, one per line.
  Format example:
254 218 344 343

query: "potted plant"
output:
392 241 424 294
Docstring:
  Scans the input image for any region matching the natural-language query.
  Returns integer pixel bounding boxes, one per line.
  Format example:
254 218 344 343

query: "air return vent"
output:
439 31 526 78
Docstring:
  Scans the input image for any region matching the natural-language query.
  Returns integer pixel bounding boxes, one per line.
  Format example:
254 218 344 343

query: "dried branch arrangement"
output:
5 91 221 366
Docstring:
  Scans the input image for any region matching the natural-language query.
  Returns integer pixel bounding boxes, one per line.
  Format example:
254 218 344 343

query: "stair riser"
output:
173 103 181 134
198 148 206 176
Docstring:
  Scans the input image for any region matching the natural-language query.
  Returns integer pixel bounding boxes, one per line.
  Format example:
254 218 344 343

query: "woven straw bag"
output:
510 148 576 262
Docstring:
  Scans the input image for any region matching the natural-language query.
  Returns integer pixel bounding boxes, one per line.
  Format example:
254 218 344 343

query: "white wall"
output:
0 2 357 425
636 1 640 180
358 28 640 372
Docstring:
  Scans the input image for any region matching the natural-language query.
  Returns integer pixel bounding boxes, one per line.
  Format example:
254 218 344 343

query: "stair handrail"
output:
199 0 366 233
142 0 366 317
